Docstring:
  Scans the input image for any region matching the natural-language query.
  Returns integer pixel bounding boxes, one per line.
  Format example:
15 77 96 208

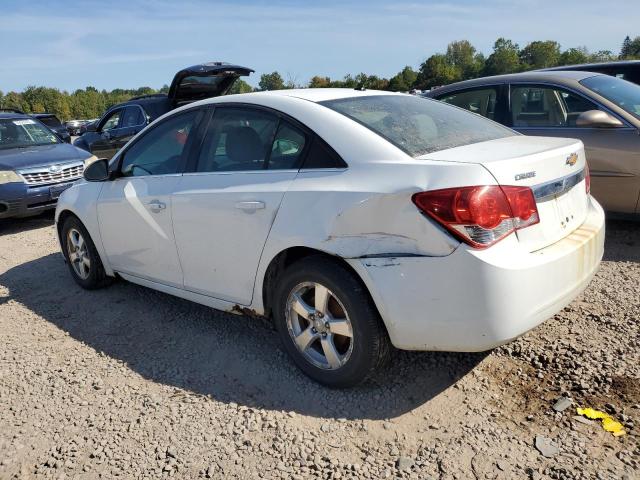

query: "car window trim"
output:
183 102 345 174
432 83 509 125
507 81 633 129
113 106 206 178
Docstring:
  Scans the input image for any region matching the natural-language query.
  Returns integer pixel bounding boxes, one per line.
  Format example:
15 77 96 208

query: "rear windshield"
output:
38 116 63 128
320 94 515 157
580 75 640 120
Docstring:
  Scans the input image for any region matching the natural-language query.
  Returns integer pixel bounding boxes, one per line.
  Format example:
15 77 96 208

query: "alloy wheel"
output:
285 281 354 370
66 228 91 280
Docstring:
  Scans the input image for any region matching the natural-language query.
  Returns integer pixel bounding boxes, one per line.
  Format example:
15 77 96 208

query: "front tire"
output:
61 216 112 290
273 256 390 388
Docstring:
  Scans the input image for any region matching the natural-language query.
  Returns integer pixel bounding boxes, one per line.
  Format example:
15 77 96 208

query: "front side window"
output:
0 118 59 150
320 95 514 157
580 75 640 120
120 110 198 176
438 87 499 120
196 107 279 172
510 85 600 127
101 110 122 131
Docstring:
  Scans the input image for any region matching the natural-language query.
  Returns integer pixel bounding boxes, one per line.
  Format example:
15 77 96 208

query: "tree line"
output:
1 36 639 122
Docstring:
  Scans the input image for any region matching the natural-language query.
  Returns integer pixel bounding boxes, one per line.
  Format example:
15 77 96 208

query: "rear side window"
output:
121 106 146 128
320 95 514 157
196 107 279 172
269 121 307 169
438 88 498 120
302 136 346 169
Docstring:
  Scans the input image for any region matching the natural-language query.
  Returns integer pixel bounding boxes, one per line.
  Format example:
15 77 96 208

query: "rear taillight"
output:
585 164 591 194
412 185 539 248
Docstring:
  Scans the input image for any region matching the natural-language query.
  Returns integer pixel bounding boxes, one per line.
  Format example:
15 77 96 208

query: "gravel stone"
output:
0 215 638 479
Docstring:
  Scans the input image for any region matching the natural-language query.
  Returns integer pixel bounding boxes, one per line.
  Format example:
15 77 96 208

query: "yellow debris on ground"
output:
576 407 626 437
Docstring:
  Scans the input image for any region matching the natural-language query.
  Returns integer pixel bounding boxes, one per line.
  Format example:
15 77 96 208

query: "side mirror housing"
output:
576 110 623 128
83 158 110 182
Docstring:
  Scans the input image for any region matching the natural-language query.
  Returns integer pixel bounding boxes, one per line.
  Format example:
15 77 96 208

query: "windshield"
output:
320 94 515 157
0 118 60 150
580 75 640 120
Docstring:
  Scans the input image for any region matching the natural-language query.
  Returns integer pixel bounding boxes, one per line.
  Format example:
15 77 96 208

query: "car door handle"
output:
235 201 265 211
146 200 166 212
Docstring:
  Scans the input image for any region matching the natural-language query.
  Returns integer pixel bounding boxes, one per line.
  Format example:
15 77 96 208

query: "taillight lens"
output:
412 185 539 248
585 164 591 194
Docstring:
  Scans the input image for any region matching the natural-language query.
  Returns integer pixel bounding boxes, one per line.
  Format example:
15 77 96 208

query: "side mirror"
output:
83 158 110 182
576 110 623 128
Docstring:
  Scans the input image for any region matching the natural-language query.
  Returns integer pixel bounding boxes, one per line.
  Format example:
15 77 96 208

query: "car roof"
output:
541 60 640 71
426 70 603 95
0 112 31 120
197 88 407 106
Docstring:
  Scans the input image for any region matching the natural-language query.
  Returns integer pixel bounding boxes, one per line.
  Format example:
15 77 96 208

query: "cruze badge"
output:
515 171 536 181
566 153 578 166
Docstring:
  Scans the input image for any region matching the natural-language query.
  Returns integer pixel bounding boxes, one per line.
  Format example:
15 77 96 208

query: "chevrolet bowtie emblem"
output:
566 153 578 167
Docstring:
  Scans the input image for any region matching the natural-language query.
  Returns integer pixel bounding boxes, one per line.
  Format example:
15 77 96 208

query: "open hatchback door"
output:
168 62 254 107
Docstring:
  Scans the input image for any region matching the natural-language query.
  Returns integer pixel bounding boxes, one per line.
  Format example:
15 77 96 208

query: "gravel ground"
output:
0 213 638 480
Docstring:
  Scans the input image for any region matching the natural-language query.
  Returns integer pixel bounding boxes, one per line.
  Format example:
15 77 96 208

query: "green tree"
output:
228 79 253 94
483 38 521 75
416 54 460 89
446 40 484 79
589 50 617 62
309 76 331 88
621 36 640 59
388 66 418 91
559 47 590 65
258 72 285 91
520 40 561 69
620 36 632 58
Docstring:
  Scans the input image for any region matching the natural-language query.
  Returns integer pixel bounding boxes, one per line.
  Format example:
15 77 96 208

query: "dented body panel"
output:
347 197 605 351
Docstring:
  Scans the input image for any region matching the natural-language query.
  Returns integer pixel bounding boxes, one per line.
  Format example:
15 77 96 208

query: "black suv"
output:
74 62 253 159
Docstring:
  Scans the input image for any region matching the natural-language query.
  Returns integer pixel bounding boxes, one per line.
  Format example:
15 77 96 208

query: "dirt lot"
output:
0 213 638 479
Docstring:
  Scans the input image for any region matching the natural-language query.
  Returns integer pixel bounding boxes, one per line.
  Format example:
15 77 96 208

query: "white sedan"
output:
55 89 605 387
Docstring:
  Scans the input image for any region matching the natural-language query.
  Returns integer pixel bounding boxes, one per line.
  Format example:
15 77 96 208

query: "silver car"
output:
424 71 640 215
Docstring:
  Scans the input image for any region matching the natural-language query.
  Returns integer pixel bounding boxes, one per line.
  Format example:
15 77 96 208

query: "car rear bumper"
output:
348 196 605 351
0 181 76 219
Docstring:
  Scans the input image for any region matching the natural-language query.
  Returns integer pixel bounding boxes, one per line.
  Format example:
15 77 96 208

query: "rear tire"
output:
61 216 113 290
273 256 390 388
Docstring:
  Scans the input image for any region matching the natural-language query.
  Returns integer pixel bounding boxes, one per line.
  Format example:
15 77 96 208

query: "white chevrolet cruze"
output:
56 89 605 387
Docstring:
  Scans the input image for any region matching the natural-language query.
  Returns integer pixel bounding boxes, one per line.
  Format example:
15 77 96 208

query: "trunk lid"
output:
420 136 590 251
168 62 253 107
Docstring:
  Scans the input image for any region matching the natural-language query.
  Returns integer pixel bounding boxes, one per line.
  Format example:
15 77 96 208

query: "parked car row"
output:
0 111 94 219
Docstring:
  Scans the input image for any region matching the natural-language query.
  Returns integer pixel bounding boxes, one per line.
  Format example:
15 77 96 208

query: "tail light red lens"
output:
585 163 591 194
412 185 539 248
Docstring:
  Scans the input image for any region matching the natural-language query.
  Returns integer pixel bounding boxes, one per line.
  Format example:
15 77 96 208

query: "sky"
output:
0 0 637 92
